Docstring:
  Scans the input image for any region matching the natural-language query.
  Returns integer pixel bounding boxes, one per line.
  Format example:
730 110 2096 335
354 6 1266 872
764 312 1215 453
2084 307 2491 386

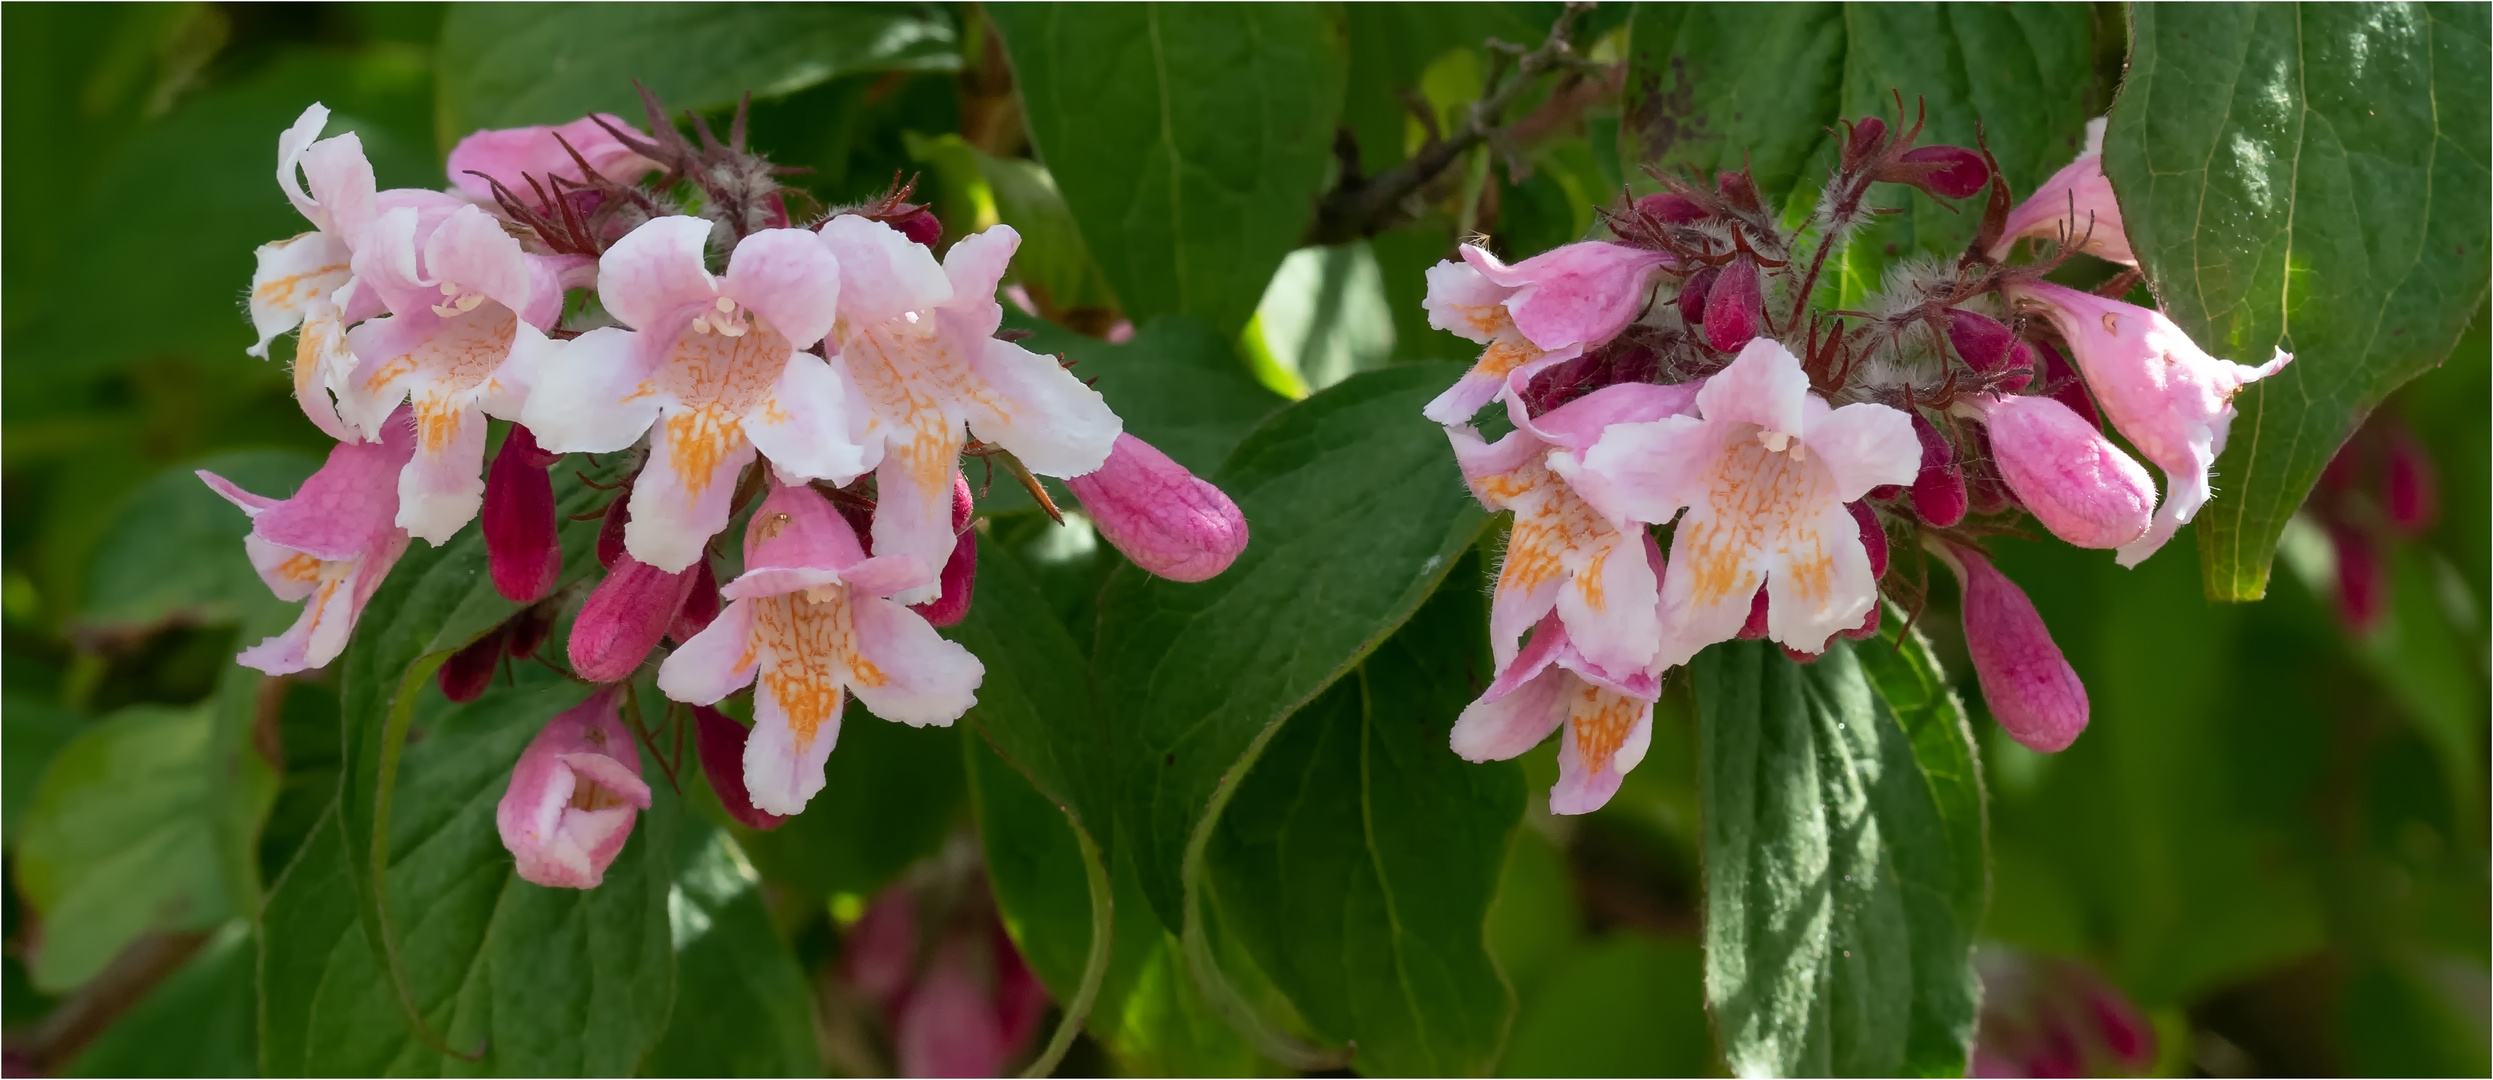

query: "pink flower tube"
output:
1065 434 1247 583
495 688 653 889
1929 538 2088 753
1968 393 2156 549
446 114 656 203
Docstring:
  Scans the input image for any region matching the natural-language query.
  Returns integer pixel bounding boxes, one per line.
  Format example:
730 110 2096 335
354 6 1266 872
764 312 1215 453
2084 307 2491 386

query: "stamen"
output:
715 296 736 314
439 281 461 296
691 315 713 335
1759 431 1791 453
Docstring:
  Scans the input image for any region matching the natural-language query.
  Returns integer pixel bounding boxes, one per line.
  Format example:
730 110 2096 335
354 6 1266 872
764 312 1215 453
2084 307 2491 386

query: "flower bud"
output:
495 688 652 889
1910 412 1968 526
1634 191 1706 224
1972 394 2154 549
570 553 698 683
2385 429 2437 534
891 207 942 248
1677 265 1719 326
1891 144 1989 199
691 705 785 831
1703 257 1763 352
2031 339 2099 428
1065 434 1247 582
438 624 506 703
2329 522 2386 632
1944 310 2032 391
506 598 558 660
1931 539 2087 752
1716 169 1765 214
484 425 563 603
1842 116 1887 168
667 556 720 644
910 474 979 627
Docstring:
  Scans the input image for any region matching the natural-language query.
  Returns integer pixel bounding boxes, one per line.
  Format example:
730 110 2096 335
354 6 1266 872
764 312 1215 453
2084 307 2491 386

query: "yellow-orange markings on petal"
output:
274 552 324 585
662 319 790 417
843 323 965 498
1568 682 1640 772
1684 425 1830 607
1473 337 1542 379
754 591 846 752
662 405 747 496
413 390 463 452
253 264 350 307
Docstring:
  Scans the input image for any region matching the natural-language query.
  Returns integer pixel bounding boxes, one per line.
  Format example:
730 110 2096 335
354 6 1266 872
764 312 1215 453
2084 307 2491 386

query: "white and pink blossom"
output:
1420 241 1672 423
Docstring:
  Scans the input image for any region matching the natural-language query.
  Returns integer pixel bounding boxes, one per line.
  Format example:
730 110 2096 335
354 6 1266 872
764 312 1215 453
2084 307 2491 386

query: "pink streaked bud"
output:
691 705 785 831
570 554 698 683
910 474 978 628
1066 434 1247 583
1635 191 1706 224
484 425 563 603
495 688 652 889
1911 412 1968 526
1972 394 2155 549
667 556 720 644
1891 144 1990 199
1677 265 1718 326
1703 257 1763 352
596 495 629 569
1932 540 2087 752
2385 429 2437 534
2329 523 2386 633
1946 310 2032 391
438 624 505 703
2032 339 2099 428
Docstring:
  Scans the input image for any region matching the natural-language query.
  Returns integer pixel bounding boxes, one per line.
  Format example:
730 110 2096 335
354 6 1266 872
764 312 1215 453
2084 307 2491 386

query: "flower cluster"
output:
221 95 1248 888
1426 108 2290 812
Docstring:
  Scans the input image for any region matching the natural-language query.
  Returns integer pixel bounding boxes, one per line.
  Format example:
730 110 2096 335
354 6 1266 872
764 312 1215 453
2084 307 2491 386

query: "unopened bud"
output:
911 474 979 627
1910 412 1967 526
667 556 720 644
1677 265 1719 326
484 425 563 603
1842 116 1888 168
1944 310 2031 391
892 207 943 248
1634 191 1706 224
1972 394 2154 549
1716 170 1764 214
1065 435 1247 582
1892 145 1989 199
1930 539 2087 752
438 624 506 703
1703 258 1763 352
2329 523 2386 632
2385 430 2437 534
692 704 785 831
570 553 698 683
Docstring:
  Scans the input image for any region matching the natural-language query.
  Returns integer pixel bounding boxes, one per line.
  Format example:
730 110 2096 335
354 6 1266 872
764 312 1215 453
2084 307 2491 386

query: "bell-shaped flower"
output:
1065 434 1248 583
1989 118 2135 266
1566 338 1920 665
1966 393 2155 549
818 217 1120 600
446 114 655 203
657 478 983 816
526 215 873 573
197 409 418 675
1451 382 1694 678
2007 279 2291 566
495 688 653 889
1928 538 2088 753
338 203 569 543
1451 610 1663 816
1420 242 1673 424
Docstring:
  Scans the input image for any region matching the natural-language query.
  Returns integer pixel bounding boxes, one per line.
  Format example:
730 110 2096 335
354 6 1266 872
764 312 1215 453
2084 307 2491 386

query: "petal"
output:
394 383 491 544
1655 504 1770 669
1447 423 1544 509
657 597 760 704
1421 342 1574 425
737 476 871 576
1555 522 1664 678
1449 663 1568 763
1487 241 1672 350
868 429 966 605
247 231 353 358
1803 401 1922 501
423 204 534 316
1511 379 1701 450
1762 500 1879 655
724 228 841 348
748 352 878 485
599 216 718 331
520 327 663 454
254 420 417 560
298 131 377 241
198 470 281 517
1693 337 1811 435
291 296 360 441
959 335 1122 477
819 214 951 325
938 225 1019 337
242 534 321 601
348 205 429 320
624 406 757 572
841 594 984 726
1550 681 1654 815
1422 256 1513 344
276 104 332 226
746 668 844 818
1563 413 1718 529
446 114 655 201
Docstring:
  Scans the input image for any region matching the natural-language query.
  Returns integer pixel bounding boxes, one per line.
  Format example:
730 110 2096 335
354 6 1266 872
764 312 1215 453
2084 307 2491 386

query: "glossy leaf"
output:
644 823 822 1077
728 713 964 903
258 681 676 1076
2101 3 2493 598
435 2 959 139
65 920 258 1078
990 3 1349 336
1094 362 1489 931
1693 615 1986 1077
1207 554 1524 1076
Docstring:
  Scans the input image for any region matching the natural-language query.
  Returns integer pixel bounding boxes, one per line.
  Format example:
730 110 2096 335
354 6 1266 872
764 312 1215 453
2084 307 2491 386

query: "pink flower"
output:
569 553 700 684
1451 611 1661 816
845 881 1049 1078
197 410 417 675
482 425 563 602
1065 434 1248 583
445 114 655 203
2008 279 2290 566
1973 946 2157 1077
1452 382 1695 678
1928 539 2087 752
524 216 872 573
495 688 653 890
1567 338 1920 664
1966 393 2155 549
818 217 1121 602
1989 118 2135 265
1420 241 1672 423
657 478 982 816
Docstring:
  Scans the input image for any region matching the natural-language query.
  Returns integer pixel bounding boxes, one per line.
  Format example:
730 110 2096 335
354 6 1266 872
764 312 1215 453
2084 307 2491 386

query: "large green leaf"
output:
1093 362 1488 932
990 4 1349 336
259 681 677 1076
2102 3 2493 599
1693 616 1986 1077
77 451 318 635
1206 555 1524 1076
728 713 963 903
66 919 258 1078
434 3 959 141
644 823 821 1078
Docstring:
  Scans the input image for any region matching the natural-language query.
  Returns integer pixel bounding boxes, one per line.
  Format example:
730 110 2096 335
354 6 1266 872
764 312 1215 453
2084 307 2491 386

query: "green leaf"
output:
1619 3 2111 296
1497 935 1715 1078
905 132 1121 314
729 711 964 903
1094 362 1489 932
1006 313 1288 481
14 700 275 992
435 2 959 141
990 3 1349 337
77 451 318 635
1206 553 1524 1076
2 696 83 849
1247 242 1398 395
1340 4 1556 174
66 919 258 1078
644 823 822 1078
259 681 677 1076
1692 616 1986 1077
2101 4 2493 599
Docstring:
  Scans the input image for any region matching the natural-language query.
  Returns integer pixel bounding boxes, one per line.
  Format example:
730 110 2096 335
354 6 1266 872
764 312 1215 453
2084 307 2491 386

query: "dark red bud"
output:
1849 501 1887 579
1737 587 1770 640
1703 258 1763 352
1944 310 2027 389
1868 483 1905 501
484 426 562 603
570 554 699 683
1896 145 1990 199
910 474 979 628
437 625 506 703
2033 340 2100 429
596 495 630 569
892 208 943 248
667 556 720 645
505 599 557 660
1844 116 1888 166
1716 170 1764 214
1678 265 1719 325
2385 431 2437 534
2330 523 2386 632
1635 191 1706 224
692 705 786 831
1911 412 1968 527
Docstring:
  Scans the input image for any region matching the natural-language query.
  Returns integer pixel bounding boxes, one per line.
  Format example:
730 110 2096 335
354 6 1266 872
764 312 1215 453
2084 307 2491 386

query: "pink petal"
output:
1463 241 1671 351
1065 435 1247 584
656 596 760 705
724 228 842 349
1802 401 1922 502
521 327 664 455
496 688 650 889
749 351 879 486
424 204 536 318
909 475 979 627
623 406 757 573
446 114 654 202
1694 338 1810 438
841 594 983 727
599 216 719 332
818 214 953 326
959 335 1121 479
1973 394 2155 549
